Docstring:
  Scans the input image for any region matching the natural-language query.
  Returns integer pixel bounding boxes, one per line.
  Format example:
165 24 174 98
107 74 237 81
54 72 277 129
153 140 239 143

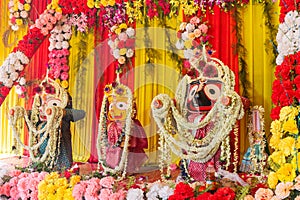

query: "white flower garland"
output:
8 105 63 168
97 84 133 179
152 55 244 178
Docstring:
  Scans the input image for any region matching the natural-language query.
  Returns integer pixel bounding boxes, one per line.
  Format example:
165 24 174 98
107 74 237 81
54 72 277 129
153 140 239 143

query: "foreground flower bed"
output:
1 161 296 200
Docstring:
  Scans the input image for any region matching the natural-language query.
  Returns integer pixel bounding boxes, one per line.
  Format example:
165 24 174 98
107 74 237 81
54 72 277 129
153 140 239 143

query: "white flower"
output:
126 49 134 58
18 77 26 85
14 62 24 71
126 188 144 200
181 31 189 41
55 41 62 49
20 10 28 18
10 72 19 81
126 27 135 37
5 64 15 74
108 40 115 49
185 23 195 32
275 182 293 199
18 2 24 10
56 34 64 42
118 32 128 41
112 49 120 59
62 24 71 32
158 185 174 200
63 33 72 40
4 79 14 87
11 24 19 31
183 49 194 59
16 51 29 64
61 41 69 49
175 40 184 50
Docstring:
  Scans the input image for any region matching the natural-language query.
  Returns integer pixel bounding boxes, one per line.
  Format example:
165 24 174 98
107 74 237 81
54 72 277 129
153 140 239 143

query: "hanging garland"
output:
8 0 32 31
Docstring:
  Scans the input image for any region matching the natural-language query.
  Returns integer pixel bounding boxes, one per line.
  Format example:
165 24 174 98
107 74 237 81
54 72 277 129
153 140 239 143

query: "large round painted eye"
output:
116 102 128 110
188 85 199 101
47 98 62 107
204 84 221 100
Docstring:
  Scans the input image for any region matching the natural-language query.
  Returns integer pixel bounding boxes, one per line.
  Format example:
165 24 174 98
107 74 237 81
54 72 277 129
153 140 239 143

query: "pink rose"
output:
118 32 128 41
72 182 87 199
198 24 208 34
190 16 200 25
100 176 115 188
60 72 69 80
0 183 11 196
8 170 22 177
17 178 29 191
40 28 49 35
9 186 20 199
62 65 69 72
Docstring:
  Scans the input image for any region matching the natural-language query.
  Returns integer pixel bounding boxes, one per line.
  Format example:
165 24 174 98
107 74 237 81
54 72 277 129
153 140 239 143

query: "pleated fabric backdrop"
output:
0 0 279 165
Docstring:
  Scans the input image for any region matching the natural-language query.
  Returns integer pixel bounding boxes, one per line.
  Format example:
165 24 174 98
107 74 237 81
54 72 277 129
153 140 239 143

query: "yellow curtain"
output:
239 1 280 155
68 31 95 162
0 0 26 156
135 14 183 164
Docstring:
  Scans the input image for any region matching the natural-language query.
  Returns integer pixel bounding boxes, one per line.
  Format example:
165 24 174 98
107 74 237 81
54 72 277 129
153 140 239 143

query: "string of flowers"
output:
8 0 32 31
48 15 72 89
108 23 135 68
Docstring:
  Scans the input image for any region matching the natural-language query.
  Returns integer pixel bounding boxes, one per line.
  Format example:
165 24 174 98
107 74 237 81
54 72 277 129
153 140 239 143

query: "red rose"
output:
117 40 126 49
214 187 235 200
0 86 11 96
64 170 71 179
171 182 194 199
125 38 135 48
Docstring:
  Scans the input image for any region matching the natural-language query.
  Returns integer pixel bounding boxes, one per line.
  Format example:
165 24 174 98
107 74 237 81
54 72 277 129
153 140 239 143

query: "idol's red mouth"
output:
108 113 123 120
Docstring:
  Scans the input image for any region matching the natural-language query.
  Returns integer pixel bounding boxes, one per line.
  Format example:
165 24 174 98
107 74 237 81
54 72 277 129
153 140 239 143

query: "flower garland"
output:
151 56 244 179
48 15 72 89
275 10 300 66
8 0 32 31
176 16 211 68
8 106 64 168
97 81 133 179
108 23 135 66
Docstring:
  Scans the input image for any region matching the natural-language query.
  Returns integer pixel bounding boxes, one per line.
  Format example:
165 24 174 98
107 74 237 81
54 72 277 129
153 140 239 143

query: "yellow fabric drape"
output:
0 0 26 156
68 31 95 162
135 15 183 165
239 2 279 155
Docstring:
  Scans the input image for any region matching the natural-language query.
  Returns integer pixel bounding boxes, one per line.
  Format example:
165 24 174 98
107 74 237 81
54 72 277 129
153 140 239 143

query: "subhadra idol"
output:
151 49 244 182
97 80 148 178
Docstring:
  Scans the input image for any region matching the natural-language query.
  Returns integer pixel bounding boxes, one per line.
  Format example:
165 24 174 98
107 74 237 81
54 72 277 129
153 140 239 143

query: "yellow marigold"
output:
38 180 47 191
100 0 108 6
296 138 300 149
63 188 74 199
15 19 23 26
279 106 299 121
269 151 286 166
119 48 127 55
270 120 283 137
276 163 296 182
278 136 295 156
115 28 122 35
268 172 278 189
46 172 60 180
13 5 18 11
61 80 69 88
47 193 56 200
55 177 68 187
282 119 298 134
184 40 192 49
108 0 115 6
70 175 81 186
95 1 101 8
87 0 95 8
24 4 31 11
46 184 56 194
269 135 281 150
119 23 128 30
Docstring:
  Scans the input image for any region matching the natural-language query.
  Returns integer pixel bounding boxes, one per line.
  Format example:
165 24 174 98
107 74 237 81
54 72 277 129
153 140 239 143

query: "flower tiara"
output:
104 81 128 98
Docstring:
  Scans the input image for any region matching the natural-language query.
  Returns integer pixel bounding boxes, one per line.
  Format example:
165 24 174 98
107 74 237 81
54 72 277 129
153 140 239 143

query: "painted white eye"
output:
188 85 199 101
204 84 221 100
109 103 113 110
47 98 62 107
116 102 128 110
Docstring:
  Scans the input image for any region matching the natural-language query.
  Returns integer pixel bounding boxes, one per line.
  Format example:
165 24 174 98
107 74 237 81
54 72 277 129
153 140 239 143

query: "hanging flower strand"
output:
8 0 32 31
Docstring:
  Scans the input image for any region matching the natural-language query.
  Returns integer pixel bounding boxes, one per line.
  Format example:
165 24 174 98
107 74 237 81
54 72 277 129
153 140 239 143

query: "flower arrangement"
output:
266 106 300 198
0 170 48 200
108 23 135 66
38 171 81 199
32 9 63 35
102 3 126 29
175 16 212 73
8 0 32 31
48 15 72 89
275 11 300 66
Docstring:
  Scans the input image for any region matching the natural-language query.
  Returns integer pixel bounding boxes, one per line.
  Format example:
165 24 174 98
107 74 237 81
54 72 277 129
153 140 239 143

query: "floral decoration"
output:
279 0 300 23
275 11 300 66
32 9 63 36
108 23 135 66
47 15 72 88
267 106 300 198
8 0 32 31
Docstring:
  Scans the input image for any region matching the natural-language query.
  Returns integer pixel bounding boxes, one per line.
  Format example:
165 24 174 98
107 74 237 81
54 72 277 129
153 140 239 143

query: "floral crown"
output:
33 76 68 108
104 81 129 98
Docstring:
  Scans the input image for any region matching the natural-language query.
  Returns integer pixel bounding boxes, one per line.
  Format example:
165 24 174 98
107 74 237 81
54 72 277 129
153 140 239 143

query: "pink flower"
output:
9 186 20 199
73 182 87 199
198 24 208 34
99 188 112 199
255 188 274 200
17 178 29 191
9 170 22 177
275 182 293 199
190 16 200 25
100 176 115 188
60 72 69 80
118 32 128 41
0 183 11 196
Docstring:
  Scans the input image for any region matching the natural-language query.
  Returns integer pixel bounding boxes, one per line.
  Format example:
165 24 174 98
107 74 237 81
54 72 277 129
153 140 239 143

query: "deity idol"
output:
97 81 148 176
9 77 85 169
151 49 244 182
